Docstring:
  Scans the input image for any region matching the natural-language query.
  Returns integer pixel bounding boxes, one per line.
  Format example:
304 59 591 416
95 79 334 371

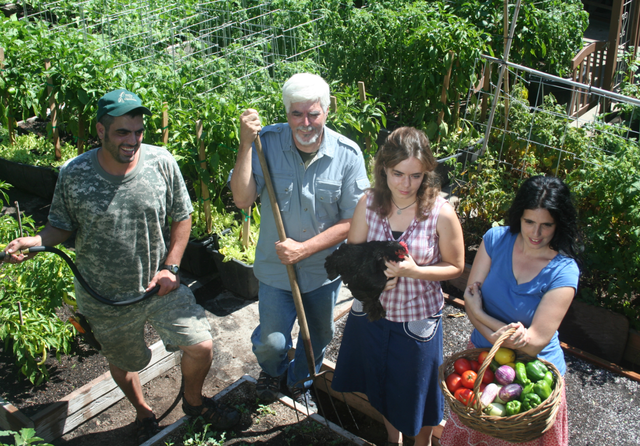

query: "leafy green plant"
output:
321 1 486 128
447 0 588 77
256 402 276 417
190 203 237 241
328 84 387 164
0 182 76 384
177 418 226 446
217 207 261 265
0 428 53 446
567 126 640 328
0 133 76 168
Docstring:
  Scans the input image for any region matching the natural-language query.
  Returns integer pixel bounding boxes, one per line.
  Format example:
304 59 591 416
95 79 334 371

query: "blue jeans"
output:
251 280 341 389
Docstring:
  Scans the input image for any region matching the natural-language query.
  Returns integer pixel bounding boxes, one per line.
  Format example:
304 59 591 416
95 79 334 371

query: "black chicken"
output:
324 240 408 321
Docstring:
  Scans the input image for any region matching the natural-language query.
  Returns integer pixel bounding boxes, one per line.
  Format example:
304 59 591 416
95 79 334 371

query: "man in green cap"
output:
5 88 240 444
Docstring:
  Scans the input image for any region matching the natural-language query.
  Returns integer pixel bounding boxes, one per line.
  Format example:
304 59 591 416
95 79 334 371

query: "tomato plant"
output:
445 373 463 393
453 358 471 375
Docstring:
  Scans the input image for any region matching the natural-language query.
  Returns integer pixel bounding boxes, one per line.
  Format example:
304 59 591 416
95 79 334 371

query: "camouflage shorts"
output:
77 284 212 372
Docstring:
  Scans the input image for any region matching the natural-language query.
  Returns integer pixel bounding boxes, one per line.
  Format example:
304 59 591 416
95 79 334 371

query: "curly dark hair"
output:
506 176 581 261
370 127 440 221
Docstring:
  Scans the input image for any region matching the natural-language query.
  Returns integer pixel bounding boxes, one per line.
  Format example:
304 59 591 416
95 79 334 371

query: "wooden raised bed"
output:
0 340 179 442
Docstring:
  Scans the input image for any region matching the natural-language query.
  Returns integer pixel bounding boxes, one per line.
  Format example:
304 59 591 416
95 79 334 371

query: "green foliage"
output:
217 207 261 265
327 84 387 164
0 133 76 168
447 0 588 77
567 127 640 326
190 204 237 241
0 428 53 446
0 182 76 385
611 49 640 135
171 417 226 446
321 1 486 128
453 90 640 329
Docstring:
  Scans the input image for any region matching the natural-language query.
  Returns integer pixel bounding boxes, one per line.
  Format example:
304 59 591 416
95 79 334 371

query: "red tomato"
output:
454 358 472 375
479 383 487 393
481 368 495 384
461 370 478 389
445 373 463 393
454 388 467 403
477 350 489 365
469 359 480 372
454 388 476 406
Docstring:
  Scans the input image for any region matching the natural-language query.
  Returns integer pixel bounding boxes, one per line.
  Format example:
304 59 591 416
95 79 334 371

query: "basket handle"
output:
471 326 517 412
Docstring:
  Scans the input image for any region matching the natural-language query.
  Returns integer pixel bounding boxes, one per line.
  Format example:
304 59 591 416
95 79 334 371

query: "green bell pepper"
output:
515 362 531 386
506 400 522 416
525 360 549 382
520 382 535 399
533 380 553 401
521 392 542 411
542 371 554 388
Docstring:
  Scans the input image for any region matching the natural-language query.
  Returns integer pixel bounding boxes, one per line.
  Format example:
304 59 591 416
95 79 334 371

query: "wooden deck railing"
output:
568 40 609 117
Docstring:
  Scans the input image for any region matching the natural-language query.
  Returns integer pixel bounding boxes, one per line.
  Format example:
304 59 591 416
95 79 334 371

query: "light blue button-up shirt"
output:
250 123 370 293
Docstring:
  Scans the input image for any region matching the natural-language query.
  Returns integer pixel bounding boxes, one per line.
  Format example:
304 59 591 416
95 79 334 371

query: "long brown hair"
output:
370 127 440 221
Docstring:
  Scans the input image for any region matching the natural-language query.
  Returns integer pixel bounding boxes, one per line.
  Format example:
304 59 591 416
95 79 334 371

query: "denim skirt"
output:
331 301 444 436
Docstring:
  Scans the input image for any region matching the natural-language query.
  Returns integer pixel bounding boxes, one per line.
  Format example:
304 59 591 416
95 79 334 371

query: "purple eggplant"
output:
479 383 499 408
494 365 516 385
498 383 523 403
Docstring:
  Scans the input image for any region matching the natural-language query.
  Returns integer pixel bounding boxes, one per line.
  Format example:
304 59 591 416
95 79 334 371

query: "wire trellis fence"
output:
447 54 640 190
18 0 326 92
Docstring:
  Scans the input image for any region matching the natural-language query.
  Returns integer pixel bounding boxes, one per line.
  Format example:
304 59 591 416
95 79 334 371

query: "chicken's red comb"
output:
399 241 408 252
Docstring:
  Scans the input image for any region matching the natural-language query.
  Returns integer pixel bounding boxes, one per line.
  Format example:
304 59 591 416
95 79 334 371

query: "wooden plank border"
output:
0 340 179 442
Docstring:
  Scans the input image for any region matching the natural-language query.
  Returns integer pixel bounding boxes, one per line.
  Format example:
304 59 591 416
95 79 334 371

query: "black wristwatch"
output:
160 264 180 275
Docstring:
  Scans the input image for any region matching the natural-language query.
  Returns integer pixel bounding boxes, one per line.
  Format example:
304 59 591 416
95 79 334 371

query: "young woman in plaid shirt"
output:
332 127 465 446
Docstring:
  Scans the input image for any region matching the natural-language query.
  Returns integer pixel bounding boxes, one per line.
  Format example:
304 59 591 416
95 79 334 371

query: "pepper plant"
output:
0 182 76 385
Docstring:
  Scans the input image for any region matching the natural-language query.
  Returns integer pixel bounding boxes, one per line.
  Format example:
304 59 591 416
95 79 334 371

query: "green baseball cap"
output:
97 89 152 121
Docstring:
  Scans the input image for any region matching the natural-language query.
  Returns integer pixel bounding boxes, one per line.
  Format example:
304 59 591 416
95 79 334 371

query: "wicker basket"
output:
438 327 564 443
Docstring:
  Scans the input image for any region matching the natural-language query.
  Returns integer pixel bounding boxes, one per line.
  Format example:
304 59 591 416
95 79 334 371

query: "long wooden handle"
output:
254 135 317 380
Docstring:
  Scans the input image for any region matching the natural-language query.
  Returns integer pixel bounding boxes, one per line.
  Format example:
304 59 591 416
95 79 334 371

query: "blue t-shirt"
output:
469 226 579 375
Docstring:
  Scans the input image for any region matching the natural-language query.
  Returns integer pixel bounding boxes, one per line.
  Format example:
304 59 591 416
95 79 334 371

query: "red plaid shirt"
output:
365 193 446 322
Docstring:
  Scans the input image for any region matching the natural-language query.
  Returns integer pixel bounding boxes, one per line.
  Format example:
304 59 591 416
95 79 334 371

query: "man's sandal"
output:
135 414 160 445
182 396 240 430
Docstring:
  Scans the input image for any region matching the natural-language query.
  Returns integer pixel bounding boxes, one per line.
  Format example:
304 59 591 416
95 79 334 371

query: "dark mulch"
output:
163 380 355 446
0 321 160 418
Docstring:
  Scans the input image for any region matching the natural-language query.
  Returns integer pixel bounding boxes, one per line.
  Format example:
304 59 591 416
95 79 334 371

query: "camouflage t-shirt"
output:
49 144 193 302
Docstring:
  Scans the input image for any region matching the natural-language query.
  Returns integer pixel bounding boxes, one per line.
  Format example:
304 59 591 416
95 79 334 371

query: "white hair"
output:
282 73 330 113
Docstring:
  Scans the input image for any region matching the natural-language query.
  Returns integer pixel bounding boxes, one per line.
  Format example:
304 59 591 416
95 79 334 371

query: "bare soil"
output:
162 380 355 446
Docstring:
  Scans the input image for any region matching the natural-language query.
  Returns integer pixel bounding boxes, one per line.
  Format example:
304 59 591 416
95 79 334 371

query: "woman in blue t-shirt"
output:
440 176 581 446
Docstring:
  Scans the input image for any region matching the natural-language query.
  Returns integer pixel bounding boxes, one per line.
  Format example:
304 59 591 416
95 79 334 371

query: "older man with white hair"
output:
230 73 369 408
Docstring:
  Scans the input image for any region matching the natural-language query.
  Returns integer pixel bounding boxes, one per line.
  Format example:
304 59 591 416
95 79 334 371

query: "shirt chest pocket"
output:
271 173 294 213
315 179 341 221
412 234 436 265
